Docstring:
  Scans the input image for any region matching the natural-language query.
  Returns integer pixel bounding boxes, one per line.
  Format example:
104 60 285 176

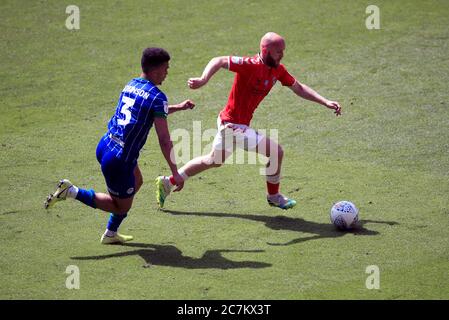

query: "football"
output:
330 201 359 230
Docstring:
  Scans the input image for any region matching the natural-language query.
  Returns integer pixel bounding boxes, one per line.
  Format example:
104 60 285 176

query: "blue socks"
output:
106 213 128 232
75 188 97 208
74 188 128 234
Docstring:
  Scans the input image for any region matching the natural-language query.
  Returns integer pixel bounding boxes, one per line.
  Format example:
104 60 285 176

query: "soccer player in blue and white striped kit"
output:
44 47 194 244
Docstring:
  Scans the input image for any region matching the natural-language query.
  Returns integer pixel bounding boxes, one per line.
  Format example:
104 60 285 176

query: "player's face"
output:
266 43 285 68
153 62 169 85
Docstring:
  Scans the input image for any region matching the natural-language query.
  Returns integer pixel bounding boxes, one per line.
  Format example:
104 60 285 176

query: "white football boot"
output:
44 179 74 209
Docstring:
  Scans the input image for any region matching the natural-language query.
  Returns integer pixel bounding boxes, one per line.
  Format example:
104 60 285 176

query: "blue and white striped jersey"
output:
105 77 168 162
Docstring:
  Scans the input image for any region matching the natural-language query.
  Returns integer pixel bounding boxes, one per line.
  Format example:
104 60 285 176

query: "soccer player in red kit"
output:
156 32 342 209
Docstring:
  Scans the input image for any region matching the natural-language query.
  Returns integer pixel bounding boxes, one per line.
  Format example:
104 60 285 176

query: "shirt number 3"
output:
117 96 135 126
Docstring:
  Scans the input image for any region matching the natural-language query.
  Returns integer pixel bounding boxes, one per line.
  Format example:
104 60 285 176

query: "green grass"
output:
1 0 448 299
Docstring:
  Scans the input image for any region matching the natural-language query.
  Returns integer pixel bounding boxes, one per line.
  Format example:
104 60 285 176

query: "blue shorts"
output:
96 135 137 199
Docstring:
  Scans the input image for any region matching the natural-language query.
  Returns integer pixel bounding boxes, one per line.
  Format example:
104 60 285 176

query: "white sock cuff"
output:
266 173 281 184
104 229 116 237
67 185 79 198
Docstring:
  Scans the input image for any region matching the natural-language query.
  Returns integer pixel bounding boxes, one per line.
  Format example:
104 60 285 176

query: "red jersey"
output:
219 54 296 126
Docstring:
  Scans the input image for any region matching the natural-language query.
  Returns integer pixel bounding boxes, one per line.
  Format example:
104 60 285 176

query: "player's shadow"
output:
162 210 399 246
71 243 271 269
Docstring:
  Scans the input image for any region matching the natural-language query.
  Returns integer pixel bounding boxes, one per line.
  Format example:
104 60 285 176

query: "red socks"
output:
267 182 280 195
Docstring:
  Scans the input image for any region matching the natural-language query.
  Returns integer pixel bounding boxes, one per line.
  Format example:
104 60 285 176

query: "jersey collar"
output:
136 76 156 87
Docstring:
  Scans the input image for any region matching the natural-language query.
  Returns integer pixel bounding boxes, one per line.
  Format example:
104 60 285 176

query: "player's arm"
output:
154 117 184 191
187 56 229 89
289 80 342 116
168 99 196 114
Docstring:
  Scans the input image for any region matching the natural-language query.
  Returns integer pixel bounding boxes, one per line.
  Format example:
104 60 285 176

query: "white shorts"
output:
212 116 264 152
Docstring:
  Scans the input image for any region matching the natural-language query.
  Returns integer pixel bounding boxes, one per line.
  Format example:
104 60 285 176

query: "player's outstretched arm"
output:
154 117 184 191
289 80 342 116
187 56 229 89
168 99 196 114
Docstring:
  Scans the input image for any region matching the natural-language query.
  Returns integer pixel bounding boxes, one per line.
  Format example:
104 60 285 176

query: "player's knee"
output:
209 160 223 168
205 160 223 168
203 153 224 168
112 199 132 215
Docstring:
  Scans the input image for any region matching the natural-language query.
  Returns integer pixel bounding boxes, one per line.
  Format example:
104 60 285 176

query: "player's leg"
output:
45 146 136 213
156 147 232 208
97 155 137 244
93 192 133 214
100 195 134 244
156 119 233 208
94 164 141 212
45 178 136 214
45 142 136 243
254 136 296 210
100 164 141 243
181 147 231 177
44 178 135 243
44 179 101 211
177 118 234 178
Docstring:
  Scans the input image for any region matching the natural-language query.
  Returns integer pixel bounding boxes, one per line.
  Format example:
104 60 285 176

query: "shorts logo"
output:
231 56 243 65
127 187 134 195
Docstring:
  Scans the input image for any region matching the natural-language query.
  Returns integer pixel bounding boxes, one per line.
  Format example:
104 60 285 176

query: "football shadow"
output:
162 209 399 246
71 243 271 269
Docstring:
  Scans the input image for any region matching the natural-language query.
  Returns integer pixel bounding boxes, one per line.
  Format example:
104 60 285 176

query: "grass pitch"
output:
1 0 448 299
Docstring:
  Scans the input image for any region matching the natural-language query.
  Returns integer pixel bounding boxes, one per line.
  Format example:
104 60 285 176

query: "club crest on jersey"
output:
264 80 269 86
231 56 244 65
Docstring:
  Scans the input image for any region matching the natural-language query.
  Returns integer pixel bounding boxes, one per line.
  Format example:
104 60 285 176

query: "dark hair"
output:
141 47 170 73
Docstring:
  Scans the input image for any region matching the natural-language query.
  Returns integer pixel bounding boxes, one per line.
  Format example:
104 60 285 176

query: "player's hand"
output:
325 100 342 116
172 173 184 192
188 77 207 89
180 99 195 110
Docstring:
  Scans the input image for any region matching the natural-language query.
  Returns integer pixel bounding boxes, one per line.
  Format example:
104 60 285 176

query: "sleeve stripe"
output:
154 111 168 118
